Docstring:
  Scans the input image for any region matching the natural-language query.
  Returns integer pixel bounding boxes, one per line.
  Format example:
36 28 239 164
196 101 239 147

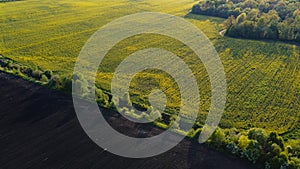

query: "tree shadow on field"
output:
186 139 259 169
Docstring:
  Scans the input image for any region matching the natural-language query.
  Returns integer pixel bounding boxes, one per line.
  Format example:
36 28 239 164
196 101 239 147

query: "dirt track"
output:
0 72 258 169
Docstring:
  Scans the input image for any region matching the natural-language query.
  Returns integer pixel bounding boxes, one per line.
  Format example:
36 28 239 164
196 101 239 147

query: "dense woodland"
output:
192 0 300 43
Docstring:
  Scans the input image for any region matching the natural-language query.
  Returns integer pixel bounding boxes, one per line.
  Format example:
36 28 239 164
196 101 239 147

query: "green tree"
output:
44 70 52 79
224 15 237 29
48 75 61 88
248 128 267 147
210 128 226 148
238 135 250 150
243 140 261 163
40 74 49 82
268 132 284 150
31 70 43 80
95 88 109 107
237 12 247 23
248 8 260 21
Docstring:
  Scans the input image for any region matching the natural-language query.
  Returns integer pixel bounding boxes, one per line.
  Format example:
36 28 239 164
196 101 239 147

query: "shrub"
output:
271 143 282 157
269 153 288 169
40 74 49 82
48 75 61 88
226 141 239 155
286 140 300 158
7 62 20 70
12 67 20 75
0 59 9 67
62 77 72 92
268 132 285 150
95 88 109 107
44 70 52 79
289 157 300 169
210 127 226 148
243 140 261 164
248 128 268 146
20 67 33 76
238 135 250 150
31 70 43 80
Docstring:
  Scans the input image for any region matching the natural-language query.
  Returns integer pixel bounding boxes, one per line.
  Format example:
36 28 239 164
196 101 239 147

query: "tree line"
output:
209 128 300 169
192 0 300 43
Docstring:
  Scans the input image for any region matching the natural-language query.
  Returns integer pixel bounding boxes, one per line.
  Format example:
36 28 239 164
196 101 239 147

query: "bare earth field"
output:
0 72 258 169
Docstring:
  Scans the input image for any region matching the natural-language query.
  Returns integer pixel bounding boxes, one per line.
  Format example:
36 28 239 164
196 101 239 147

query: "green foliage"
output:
192 0 300 43
226 141 239 155
248 128 268 146
210 128 300 168
31 70 43 80
48 75 62 89
95 88 109 107
40 74 49 82
237 13 247 23
238 135 250 150
44 70 52 79
268 151 289 169
289 157 300 169
286 140 300 158
20 67 32 77
210 127 227 148
243 140 260 164
268 132 285 150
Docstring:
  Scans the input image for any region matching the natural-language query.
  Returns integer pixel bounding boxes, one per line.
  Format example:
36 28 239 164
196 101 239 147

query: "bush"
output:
20 67 33 76
7 62 20 70
48 75 61 88
286 140 300 158
268 132 285 150
95 88 109 107
270 143 282 157
44 70 52 79
12 67 20 75
0 59 9 67
226 141 239 155
31 70 43 80
40 74 49 82
62 77 72 92
243 140 261 164
248 128 268 146
238 135 250 150
210 127 226 148
289 157 300 169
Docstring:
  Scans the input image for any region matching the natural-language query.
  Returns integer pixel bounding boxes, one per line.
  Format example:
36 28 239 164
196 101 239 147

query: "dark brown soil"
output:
0 72 259 169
